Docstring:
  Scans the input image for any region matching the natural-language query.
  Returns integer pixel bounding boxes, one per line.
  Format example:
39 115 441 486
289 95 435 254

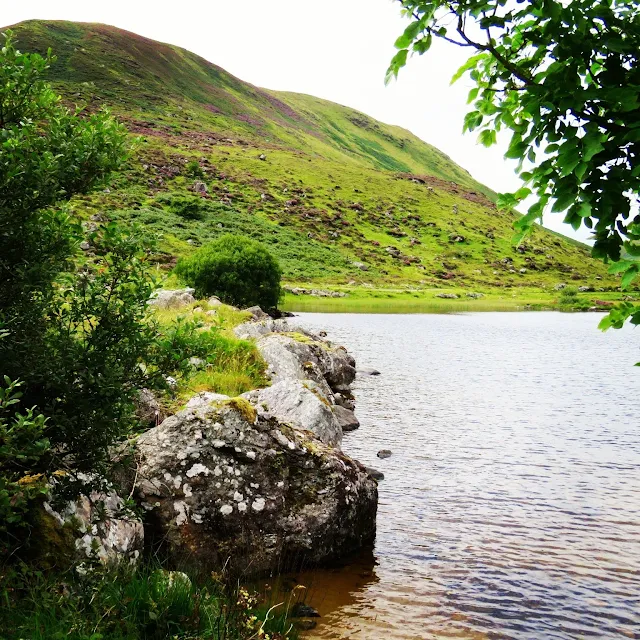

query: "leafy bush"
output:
158 193 208 220
184 159 205 178
175 235 282 309
0 377 49 553
559 286 579 305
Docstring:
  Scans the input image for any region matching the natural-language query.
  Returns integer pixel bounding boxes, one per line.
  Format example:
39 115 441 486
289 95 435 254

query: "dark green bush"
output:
158 193 208 220
175 235 282 309
184 159 205 178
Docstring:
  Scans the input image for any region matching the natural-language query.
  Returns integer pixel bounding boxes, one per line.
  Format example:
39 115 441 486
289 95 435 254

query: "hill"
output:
6 20 621 304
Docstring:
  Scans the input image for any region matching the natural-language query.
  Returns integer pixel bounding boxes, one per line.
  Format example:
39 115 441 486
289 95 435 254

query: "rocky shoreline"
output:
43 295 379 578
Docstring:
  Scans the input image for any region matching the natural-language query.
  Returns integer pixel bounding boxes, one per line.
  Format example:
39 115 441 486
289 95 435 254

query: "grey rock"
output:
554 283 567 291
466 292 484 299
436 293 459 300
208 296 223 307
357 369 381 376
377 449 392 459
134 399 377 576
333 405 360 432
244 305 270 320
366 467 385 481
135 388 164 427
148 289 196 310
185 392 231 417
252 380 341 446
42 485 143 566
192 181 208 194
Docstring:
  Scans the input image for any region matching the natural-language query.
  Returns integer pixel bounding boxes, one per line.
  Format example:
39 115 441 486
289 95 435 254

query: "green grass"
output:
282 288 630 314
7 19 629 306
149 300 268 407
0 563 298 640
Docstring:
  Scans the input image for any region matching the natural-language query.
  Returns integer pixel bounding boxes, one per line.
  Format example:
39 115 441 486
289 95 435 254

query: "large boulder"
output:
134 398 377 576
246 379 342 446
148 288 196 310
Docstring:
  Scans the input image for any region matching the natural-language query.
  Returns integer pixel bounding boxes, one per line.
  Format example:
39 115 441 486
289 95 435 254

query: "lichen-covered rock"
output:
39 487 143 566
255 334 334 398
148 288 196 309
233 318 303 340
134 399 377 576
186 392 230 415
247 379 341 446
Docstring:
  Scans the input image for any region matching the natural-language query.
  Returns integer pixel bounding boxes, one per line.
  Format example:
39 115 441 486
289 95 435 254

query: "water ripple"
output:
294 312 640 640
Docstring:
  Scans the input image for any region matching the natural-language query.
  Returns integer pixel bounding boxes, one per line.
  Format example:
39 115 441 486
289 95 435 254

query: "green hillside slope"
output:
6 20 623 306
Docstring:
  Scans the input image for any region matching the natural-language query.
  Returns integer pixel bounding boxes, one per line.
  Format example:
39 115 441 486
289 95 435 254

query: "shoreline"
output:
282 290 629 314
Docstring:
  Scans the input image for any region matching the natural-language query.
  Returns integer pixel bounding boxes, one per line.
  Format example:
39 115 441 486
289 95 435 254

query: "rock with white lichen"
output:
244 379 342 446
133 397 377 576
148 288 196 309
35 482 144 568
255 332 356 395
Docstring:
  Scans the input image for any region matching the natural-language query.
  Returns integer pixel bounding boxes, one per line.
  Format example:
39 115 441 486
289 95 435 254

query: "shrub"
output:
174 235 282 309
559 286 579 305
184 159 205 178
158 193 207 220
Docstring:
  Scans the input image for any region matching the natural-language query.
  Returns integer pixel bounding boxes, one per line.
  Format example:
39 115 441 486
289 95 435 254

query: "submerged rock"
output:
134 398 377 576
377 450 392 459
357 368 381 377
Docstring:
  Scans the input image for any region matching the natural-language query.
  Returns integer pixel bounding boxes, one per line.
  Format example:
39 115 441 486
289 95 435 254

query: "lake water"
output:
292 312 640 640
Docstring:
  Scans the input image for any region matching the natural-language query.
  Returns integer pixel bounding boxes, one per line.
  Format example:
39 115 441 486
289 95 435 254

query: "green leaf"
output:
478 129 497 147
395 21 423 49
451 53 487 85
621 266 639 290
515 187 532 201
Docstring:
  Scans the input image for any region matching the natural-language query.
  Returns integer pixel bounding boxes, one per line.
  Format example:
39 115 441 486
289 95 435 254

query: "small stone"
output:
357 369 381 376
377 450 392 459
366 467 385 481
291 603 320 618
295 620 317 631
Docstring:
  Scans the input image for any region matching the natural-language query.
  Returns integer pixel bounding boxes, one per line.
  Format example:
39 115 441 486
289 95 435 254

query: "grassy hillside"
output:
7 20 625 304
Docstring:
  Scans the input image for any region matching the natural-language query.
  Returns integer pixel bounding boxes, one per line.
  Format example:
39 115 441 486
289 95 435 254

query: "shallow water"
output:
292 312 640 640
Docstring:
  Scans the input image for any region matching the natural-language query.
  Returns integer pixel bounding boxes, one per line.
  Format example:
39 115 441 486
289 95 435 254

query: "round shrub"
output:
158 194 207 221
174 234 282 309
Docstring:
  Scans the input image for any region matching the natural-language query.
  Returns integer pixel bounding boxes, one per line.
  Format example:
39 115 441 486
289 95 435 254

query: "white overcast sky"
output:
4 0 588 241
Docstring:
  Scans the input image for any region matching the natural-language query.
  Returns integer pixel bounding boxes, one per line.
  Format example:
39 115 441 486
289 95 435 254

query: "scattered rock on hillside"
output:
466 292 484 299
554 283 567 290
436 293 459 299
148 288 196 309
208 296 223 307
134 399 377 576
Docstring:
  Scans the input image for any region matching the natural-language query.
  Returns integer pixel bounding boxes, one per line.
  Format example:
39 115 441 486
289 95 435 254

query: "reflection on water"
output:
294 312 640 640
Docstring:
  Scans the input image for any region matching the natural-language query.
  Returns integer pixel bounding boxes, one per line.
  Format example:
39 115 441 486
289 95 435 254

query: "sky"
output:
4 0 589 241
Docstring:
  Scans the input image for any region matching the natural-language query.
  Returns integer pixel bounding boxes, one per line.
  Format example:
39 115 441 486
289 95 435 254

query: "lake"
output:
292 312 640 640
